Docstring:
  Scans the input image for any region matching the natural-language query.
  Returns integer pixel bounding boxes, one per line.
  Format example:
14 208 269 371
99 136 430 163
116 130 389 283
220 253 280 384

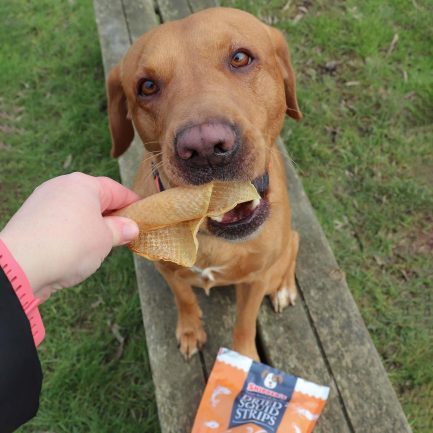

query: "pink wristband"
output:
0 239 45 347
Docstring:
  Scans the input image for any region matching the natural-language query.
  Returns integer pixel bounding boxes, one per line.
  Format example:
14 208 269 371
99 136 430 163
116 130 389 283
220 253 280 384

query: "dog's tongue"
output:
220 201 255 224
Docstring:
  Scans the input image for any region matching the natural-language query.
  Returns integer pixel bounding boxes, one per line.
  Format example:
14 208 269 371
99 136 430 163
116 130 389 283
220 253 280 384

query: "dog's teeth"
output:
250 198 261 210
210 215 224 222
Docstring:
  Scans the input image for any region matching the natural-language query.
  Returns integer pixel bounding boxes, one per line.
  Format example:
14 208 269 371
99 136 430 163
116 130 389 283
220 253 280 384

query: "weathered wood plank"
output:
277 139 412 432
93 2 206 433
198 286 237 370
123 0 159 42
188 0 219 11
94 0 130 71
135 260 205 433
258 294 351 433
158 0 191 21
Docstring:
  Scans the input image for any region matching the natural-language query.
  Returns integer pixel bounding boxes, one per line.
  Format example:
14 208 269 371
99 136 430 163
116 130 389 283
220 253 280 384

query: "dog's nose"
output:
175 122 238 168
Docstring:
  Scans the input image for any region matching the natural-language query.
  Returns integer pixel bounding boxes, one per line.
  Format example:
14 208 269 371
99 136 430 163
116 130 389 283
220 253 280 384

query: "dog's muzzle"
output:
207 172 270 240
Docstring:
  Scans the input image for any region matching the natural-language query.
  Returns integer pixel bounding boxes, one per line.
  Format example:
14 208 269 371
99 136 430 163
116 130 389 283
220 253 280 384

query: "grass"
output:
0 0 432 432
0 1 158 432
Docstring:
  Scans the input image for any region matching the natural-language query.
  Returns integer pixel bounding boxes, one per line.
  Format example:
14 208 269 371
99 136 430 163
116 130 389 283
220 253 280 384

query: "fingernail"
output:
122 221 139 242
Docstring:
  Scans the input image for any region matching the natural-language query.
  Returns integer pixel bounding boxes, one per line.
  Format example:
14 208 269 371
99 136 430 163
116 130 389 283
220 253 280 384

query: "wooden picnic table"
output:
93 0 412 432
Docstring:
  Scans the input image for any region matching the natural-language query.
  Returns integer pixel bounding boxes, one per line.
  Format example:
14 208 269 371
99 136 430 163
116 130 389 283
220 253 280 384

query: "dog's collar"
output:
151 161 165 192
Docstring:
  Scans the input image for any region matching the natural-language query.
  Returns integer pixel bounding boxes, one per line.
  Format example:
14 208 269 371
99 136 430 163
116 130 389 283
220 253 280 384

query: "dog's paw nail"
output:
188 347 198 359
177 325 207 360
181 344 198 360
271 287 296 313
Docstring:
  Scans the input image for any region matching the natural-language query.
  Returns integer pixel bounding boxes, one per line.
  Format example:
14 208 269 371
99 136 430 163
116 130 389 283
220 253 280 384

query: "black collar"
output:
151 161 165 192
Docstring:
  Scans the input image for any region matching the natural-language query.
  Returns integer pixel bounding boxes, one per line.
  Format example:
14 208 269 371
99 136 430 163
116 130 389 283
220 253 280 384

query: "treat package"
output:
192 348 329 433
114 181 259 267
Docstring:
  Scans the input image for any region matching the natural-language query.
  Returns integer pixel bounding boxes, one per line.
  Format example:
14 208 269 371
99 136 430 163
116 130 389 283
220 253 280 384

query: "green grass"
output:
0 1 158 432
1 0 432 432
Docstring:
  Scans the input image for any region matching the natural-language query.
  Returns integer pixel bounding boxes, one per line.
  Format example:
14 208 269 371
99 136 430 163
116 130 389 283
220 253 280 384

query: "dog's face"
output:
107 7 301 240
261 370 284 389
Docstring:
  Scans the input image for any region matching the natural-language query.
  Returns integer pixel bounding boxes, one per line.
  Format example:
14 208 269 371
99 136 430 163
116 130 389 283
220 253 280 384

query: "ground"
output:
0 0 431 432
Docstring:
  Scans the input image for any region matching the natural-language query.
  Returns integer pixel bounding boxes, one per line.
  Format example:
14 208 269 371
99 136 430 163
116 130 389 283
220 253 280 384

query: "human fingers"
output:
97 176 141 213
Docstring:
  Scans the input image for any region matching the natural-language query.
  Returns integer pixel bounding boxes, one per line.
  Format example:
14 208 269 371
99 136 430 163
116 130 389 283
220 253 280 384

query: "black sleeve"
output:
0 267 43 433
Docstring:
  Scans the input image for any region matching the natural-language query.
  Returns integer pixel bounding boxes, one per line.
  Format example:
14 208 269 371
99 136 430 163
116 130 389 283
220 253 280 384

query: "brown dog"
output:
107 7 301 360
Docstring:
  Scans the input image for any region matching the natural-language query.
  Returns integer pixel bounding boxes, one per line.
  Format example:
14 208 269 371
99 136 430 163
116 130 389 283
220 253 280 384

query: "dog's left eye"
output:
137 79 159 97
230 51 253 68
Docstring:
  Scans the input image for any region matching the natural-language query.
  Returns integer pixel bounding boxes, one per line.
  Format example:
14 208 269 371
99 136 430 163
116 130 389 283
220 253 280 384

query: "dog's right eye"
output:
230 50 253 69
137 79 159 97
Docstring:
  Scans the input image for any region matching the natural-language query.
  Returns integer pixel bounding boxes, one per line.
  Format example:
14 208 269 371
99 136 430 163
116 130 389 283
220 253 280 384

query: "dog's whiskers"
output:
142 158 167 186
261 132 298 170
140 151 163 164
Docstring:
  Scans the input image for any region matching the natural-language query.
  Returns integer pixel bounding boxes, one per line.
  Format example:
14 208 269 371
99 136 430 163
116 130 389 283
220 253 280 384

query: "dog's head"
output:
107 7 301 240
261 370 284 389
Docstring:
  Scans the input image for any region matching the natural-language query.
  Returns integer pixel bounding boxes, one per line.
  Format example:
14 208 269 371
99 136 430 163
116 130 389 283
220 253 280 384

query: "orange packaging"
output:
192 348 329 433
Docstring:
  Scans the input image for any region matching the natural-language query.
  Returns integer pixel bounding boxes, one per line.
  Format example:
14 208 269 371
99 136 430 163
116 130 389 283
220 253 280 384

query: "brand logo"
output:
228 361 297 432
246 383 287 400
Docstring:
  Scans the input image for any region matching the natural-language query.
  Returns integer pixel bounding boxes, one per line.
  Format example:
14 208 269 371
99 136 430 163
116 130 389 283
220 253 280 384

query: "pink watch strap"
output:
0 239 45 346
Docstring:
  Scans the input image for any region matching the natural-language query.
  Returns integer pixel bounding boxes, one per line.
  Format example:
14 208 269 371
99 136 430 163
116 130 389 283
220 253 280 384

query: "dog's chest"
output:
190 265 226 294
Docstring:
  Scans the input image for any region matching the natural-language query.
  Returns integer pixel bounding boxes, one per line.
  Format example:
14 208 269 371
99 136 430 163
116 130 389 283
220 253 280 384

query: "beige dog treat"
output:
115 181 259 267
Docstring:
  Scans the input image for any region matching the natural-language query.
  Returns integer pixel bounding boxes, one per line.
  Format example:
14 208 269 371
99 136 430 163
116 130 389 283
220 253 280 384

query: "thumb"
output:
104 216 139 247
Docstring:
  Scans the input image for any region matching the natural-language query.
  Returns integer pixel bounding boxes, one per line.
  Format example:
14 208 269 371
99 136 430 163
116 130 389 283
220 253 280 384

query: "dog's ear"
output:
107 63 135 158
266 26 302 120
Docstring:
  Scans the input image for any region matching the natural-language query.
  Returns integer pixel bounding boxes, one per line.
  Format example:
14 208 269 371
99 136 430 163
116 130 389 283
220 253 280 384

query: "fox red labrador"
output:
107 7 302 360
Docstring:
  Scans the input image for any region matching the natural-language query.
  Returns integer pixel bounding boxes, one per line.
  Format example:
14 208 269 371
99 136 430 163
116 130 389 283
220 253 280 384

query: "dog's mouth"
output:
207 172 270 240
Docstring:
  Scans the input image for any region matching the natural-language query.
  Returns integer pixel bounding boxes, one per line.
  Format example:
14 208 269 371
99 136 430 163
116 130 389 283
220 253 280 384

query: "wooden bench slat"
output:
94 2 206 433
158 0 191 22
279 140 412 432
188 0 219 12
135 260 205 433
197 286 236 372
258 299 351 433
94 0 131 72
123 0 159 42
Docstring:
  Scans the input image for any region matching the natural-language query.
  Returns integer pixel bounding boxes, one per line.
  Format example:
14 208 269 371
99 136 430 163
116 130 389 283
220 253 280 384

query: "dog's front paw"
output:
270 286 297 313
176 319 207 360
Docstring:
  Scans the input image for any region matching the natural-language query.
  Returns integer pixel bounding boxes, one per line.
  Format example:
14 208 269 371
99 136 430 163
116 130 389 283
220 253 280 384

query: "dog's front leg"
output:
233 282 267 361
157 266 207 359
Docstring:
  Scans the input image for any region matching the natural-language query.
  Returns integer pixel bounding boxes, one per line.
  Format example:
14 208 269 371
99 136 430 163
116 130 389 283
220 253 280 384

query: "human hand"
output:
0 172 140 302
